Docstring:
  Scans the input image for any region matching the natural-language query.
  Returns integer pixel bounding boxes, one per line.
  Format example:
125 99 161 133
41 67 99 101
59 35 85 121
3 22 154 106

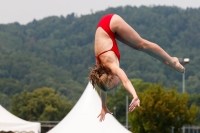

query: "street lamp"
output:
179 58 190 133
179 58 190 93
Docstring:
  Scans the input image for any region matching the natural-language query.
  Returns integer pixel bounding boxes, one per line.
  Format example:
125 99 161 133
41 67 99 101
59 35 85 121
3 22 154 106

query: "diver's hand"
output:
129 97 140 112
97 107 113 122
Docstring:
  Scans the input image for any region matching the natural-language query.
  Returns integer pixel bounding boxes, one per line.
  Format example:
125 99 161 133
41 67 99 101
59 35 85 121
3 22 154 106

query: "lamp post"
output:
126 95 128 129
179 58 190 93
179 58 190 133
113 106 116 117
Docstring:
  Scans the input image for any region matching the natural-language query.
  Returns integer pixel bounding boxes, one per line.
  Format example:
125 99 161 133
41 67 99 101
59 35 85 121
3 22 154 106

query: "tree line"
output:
0 5 200 128
9 79 200 132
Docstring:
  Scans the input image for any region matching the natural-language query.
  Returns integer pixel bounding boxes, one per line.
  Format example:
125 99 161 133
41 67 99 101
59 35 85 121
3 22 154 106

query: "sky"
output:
0 0 200 25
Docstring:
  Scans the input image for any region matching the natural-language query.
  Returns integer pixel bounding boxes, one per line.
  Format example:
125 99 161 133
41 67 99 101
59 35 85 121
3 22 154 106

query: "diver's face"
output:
108 74 121 89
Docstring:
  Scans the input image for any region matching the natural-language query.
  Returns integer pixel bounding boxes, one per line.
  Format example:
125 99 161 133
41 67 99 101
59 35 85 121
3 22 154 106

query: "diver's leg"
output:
110 14 185 73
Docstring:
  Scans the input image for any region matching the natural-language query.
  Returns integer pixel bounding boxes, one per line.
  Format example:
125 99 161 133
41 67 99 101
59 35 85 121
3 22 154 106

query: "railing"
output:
33 121 200 133
39 121 59 127
34 121 59 133
171 126 200 133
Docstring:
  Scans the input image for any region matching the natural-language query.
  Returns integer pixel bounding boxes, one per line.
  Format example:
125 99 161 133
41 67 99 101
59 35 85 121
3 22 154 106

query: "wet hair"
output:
88 64 112 91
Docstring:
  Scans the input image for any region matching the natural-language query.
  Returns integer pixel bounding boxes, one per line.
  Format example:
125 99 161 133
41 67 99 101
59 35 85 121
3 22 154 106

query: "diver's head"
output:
88 64 121 92
99 73 121 92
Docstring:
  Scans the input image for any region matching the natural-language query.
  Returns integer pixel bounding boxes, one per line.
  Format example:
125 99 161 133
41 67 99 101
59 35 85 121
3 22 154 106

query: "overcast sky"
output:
0 0 200 24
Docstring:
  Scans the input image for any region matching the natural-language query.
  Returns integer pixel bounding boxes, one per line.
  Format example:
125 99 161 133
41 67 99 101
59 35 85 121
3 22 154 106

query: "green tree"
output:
10 87 72 121
129 84 198 133
0 93 10 109
1 5 200 108
188 94 200 125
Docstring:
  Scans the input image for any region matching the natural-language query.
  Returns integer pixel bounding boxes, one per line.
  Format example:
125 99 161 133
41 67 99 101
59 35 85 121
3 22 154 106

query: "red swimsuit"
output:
96 14 120 63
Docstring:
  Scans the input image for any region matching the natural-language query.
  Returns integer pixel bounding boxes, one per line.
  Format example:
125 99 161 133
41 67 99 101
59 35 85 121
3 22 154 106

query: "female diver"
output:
88 14 185 121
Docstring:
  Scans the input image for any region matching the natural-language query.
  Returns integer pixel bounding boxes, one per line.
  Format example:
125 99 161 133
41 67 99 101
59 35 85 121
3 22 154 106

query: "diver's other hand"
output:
97 107 113 122
129 97 140 112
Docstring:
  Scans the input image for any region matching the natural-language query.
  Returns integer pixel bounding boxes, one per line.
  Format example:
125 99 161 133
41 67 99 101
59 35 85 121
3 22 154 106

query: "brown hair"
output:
88 64 111 89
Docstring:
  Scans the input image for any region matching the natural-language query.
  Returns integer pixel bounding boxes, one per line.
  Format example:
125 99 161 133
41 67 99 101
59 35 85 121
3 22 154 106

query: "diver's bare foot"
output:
169 57 185 73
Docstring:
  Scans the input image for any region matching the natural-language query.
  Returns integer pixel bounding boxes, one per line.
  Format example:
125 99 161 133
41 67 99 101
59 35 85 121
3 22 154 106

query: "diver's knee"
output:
134 41 147 50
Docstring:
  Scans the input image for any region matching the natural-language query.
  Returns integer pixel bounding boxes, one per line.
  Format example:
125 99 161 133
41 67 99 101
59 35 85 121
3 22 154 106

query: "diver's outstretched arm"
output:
98 91 113 122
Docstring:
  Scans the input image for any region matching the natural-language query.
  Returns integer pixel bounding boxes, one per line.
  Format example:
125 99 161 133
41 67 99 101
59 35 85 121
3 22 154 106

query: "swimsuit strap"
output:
95 50 112 64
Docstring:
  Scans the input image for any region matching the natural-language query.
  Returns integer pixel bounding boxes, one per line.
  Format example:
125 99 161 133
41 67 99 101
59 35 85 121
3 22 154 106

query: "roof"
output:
0 105 41 133
48 82 132 133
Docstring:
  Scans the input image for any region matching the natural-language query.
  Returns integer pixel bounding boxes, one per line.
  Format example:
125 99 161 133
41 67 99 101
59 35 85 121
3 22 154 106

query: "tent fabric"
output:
0 105 41 133
48 82 132 133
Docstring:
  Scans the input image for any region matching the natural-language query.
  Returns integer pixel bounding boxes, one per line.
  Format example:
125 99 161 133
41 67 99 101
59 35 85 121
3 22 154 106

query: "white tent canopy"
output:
0 105 41 133
48 82 132 133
